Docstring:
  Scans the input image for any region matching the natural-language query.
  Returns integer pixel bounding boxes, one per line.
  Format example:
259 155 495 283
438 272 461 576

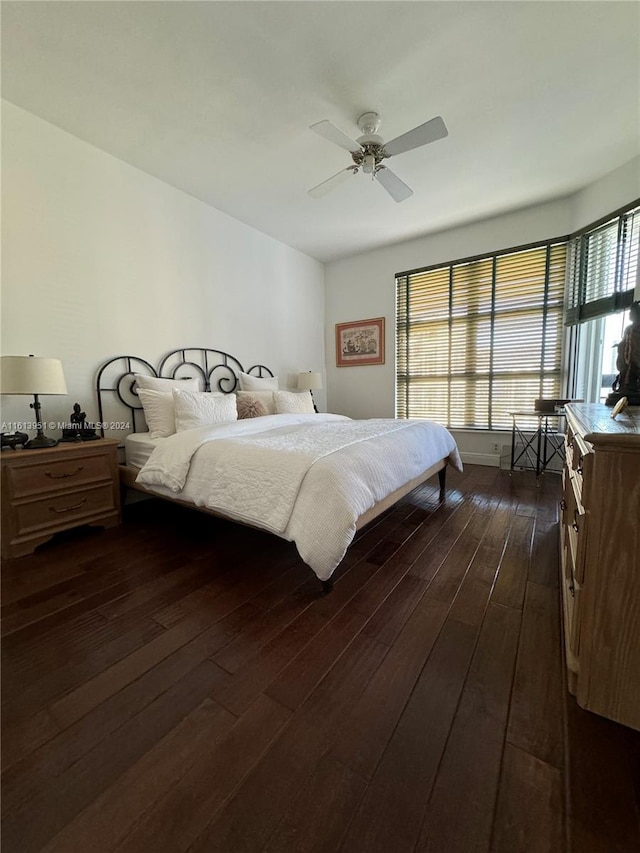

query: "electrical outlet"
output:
493 443 500 452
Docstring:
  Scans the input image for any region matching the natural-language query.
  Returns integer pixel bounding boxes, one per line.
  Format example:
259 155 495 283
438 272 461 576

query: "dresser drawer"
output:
570 432 591 497
567 473 588 585
560 467 571 574
13 483 117 538
565 433 575 472
5 450 113 499
561 571 580 694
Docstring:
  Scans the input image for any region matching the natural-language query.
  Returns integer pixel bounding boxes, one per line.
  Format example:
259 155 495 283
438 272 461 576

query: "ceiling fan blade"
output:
308 167 357 198
310 120 361 153
375 166 413 203
384 115 448 157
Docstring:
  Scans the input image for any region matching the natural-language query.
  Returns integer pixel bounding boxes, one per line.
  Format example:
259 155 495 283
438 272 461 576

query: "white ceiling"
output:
2 1 639 263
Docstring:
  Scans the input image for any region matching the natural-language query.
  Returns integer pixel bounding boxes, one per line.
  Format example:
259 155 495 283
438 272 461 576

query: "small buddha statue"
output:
61 403 98 441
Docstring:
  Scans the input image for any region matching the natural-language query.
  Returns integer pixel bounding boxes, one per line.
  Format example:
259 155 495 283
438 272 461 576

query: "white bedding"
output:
136 413 462 581
124 432 160 468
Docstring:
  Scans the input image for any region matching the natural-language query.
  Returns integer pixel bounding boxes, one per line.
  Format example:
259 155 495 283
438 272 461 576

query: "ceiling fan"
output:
307 111 448 203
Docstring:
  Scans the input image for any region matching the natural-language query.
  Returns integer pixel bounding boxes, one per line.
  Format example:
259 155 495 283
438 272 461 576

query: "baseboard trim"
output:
459 452 500 468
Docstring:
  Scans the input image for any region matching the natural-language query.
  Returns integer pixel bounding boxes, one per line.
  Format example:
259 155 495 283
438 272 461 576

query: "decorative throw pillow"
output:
238 371 278 392
137 389 176 439
273 390 315 415
236 394 269 419
236 390 277 415
134 374 200 392
173 389 238 432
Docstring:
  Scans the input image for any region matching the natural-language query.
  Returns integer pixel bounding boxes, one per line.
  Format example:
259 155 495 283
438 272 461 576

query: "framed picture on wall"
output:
335 317 385 367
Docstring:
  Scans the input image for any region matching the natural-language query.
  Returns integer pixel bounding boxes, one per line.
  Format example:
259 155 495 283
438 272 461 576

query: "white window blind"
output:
396 242 567 429
566 203 639 324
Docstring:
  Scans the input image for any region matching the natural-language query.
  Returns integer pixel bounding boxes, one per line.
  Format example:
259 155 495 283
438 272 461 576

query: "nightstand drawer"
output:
6 450 112 499
13 483 117 537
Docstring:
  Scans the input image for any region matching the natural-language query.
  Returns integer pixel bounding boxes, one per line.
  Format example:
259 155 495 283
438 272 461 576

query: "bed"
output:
96 347 462 592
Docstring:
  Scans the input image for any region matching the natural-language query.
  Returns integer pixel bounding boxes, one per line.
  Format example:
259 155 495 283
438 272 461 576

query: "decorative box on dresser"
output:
1 439 121 559
560 402 640 731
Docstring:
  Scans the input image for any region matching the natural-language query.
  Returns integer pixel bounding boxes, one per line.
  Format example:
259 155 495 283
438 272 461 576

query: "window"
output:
566 204 639 325
568 309 632 404
396 241 567 429
565 202 639 402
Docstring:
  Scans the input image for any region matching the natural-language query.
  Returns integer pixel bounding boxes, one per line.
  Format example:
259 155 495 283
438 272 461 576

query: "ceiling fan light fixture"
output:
362 153 376 174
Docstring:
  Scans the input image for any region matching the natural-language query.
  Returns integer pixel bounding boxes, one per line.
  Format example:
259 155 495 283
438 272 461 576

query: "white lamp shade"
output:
0 356 68 395
297 371 322 391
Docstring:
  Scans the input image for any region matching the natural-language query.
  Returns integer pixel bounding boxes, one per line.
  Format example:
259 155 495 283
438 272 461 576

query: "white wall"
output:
325 156 640 465
1 101 326 434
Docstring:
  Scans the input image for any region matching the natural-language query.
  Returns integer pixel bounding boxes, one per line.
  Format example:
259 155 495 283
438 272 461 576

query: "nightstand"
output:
1 439 121 559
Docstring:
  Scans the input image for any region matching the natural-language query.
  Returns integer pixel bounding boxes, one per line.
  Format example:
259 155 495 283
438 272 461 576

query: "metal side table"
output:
509 409 566 477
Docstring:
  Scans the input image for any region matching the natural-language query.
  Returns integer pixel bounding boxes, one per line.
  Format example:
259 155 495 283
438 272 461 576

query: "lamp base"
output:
26 434 59 449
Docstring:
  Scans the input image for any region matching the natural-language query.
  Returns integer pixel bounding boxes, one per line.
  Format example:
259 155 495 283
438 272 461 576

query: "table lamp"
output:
297 371 322 413
0 355 68 448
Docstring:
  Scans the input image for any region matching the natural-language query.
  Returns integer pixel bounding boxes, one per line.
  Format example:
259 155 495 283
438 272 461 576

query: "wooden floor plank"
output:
209 607 328 717
264 607 370 712
407 500 477 581
95 556 225 620
261 755 366 853
188 634 389 853
2 561 215 690
424 508 489 606
1 604 259 817
491 514 534 610
361 572 430 646
212 581 319 673
528 519 560 588
113 694 292 853
151 555 294 628
0 708 61 775
350 499 462 618
186 716 330 853
38 698 237 853
489 744 564 853
0 541 214 639
565 695 640 853
329 597 448 779
507 580 564 768
338 618 478 853
1 660 231 853
2 616 166 725
416 603 521 853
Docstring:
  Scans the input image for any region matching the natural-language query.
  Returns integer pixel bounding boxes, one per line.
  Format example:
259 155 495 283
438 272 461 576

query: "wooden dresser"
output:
560 403 640 730
1 439 121 559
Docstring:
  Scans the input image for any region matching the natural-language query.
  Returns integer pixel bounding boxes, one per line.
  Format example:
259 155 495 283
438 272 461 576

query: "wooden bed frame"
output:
96 347 448 593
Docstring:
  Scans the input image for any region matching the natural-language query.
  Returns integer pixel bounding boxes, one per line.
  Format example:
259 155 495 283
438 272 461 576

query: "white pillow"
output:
238 371 278 392
137 389 176 439
274 390 315 415
173 389 238 432
134 374 200 392
236 390 276 415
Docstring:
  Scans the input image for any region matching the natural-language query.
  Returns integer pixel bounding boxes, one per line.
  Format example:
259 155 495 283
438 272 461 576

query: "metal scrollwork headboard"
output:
95 347 274 437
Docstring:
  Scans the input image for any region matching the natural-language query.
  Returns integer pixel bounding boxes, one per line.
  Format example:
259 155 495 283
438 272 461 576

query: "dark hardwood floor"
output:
2 465 639 853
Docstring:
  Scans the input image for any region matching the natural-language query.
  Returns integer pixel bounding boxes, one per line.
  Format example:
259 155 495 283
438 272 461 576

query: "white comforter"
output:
136 413 461 581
